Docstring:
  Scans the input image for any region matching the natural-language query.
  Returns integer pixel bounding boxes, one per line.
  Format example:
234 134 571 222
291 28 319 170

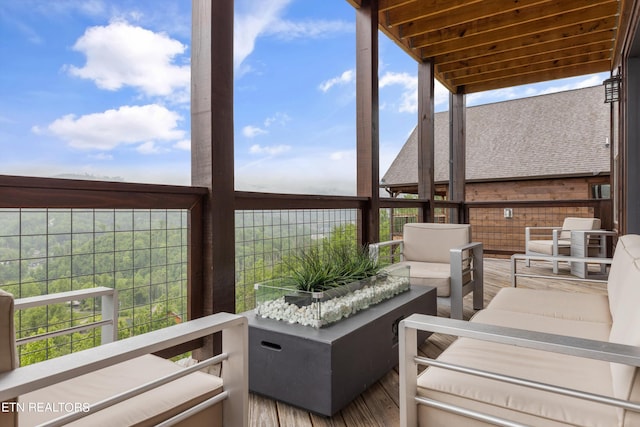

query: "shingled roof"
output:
381 85 611 192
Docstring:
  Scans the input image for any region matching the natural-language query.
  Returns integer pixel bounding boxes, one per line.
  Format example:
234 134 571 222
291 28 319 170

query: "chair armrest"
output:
369 240 404 262
510 253 613 286
402 314 640 366
450 241 483 254
0 312 248 426
15 287 119 345
526 226 562 242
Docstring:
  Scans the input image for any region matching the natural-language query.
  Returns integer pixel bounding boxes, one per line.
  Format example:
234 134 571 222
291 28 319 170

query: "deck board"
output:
248 257 608 426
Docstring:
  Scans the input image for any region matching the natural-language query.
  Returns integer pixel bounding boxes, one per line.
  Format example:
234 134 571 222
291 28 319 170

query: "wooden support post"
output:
624 57 640 234
449 92 466 223
356 0 380 245
191 0 235 357
418 60 435 222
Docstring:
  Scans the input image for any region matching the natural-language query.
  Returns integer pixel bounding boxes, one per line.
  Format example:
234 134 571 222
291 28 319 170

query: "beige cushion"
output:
0 289 16 374
397 261 451 297
19 354 223 427
526 239 571 255
0 289 18 427
487 287 612 325
417 307 618 426
606 235 640 419
403 223 470 264
418 337 617 427
559 217 601 239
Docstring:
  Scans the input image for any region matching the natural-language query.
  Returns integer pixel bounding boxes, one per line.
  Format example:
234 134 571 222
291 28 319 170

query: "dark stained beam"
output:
417 59 435 222
191 0 235 357
624 57 640 233
356 0 380 245
449 92 465 222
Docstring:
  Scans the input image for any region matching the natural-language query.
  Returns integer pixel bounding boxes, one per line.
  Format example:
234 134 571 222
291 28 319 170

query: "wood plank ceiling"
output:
347 0 621 94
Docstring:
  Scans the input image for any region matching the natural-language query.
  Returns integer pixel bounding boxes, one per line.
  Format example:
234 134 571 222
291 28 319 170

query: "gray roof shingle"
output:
382 86 610 188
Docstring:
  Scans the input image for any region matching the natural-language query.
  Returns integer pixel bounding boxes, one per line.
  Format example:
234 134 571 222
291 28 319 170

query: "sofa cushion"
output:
19 354 223 427
403 223 470 264
417 337 617 427
471 307 611 342
606 234 640 322
606 235 640 417
397 261 451 297
487 288 612 325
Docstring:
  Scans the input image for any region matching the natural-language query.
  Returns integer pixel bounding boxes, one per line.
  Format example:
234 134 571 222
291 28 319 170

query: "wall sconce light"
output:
603 75 621 103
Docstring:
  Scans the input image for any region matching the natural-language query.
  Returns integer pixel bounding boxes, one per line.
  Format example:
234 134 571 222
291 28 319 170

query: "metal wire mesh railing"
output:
0 208 189 365
234 209 359 312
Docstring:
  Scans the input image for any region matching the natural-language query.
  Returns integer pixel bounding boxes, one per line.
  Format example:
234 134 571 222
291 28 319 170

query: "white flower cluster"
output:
255 275 409 328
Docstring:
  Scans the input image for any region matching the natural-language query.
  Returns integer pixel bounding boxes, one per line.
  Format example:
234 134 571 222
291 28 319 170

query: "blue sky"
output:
0 0 608 195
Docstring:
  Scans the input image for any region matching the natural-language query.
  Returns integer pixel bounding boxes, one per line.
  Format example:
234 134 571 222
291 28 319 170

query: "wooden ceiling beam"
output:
407 1 618 49
437 30 615 72
450 51 611 86
386 0 484 27
379 0 415 13
417 15 617 58
428 18 616 66
443 41 613 79
461 61 610 93
400 0 554 39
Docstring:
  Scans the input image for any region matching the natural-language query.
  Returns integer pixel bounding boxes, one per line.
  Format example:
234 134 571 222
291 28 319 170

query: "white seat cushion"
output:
19 354 223 427
397 261 451 297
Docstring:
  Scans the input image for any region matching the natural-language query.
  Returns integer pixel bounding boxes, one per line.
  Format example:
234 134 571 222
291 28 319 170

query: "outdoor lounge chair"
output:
525 216 602 273
0 288 248 427
370 223 483 320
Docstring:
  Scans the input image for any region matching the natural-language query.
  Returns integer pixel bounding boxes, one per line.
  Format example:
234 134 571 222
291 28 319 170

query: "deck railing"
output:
0 175 207 364
1 175 614 359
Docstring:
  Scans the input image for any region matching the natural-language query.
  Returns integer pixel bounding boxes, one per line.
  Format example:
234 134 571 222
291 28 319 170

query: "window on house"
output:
591 184 611 199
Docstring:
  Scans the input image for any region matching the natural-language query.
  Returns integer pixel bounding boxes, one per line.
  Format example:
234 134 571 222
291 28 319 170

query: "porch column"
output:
449 92 466 223
356 0 380 244
624 57 640 233
191 0 235 356
417 60 435 222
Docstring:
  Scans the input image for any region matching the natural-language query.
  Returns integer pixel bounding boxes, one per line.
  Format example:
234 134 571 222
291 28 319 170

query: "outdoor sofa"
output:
400 233 640 426
0 288 248 427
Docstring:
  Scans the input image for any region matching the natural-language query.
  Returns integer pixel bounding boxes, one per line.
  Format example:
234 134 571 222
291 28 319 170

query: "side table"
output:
570 230 616 278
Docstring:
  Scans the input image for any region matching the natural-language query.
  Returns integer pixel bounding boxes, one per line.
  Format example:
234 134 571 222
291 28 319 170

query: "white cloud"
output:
264 112 291 127
173 140 191 151
249 144 291 155
236 154 356 195
88 152 113 160
234 0 292 72
330 150 354 161
379 72 449 113
234 0 353 75
67 20 189 98
136 141 165 154
319 69 355 93
266 19 353 40
243 112 291 138
380 72 417 113
42 104 185 151
243 125 268 138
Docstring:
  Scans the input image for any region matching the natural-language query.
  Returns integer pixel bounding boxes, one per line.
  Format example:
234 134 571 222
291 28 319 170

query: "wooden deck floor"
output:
247 257 609 427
